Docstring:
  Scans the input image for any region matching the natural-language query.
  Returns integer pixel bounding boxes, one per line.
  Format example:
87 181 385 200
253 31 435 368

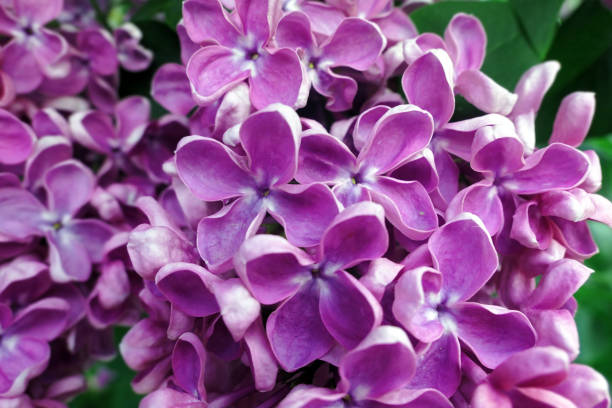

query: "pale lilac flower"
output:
236 202 387 370
296 104 438 240
183 0 307 109
0 160 114 282
276 11 386 111
278 326 452 407
176 104 339 270
392 214 536 396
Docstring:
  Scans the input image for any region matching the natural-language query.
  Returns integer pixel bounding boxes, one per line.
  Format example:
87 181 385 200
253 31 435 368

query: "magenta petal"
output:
470 126 525 175
408 333 461 397
269 183 339 248
276 11 315 51
63 219 114 263
552 218 598 259
14 0 62 25
523 259 592 310
172 332 206 399
175 136 254 201
7 297 68 340
549 92 595 147
369 176 438 240
393 266 444 343
70 110 114 153
0 337 50 396
313 68 358 112
1 42 42 94
504 144 590 194
186 45 250 105
548 364 610 408
155 262 220 317
372 388 453 408
250 48 305 109
453 302 536 368
352 105 389 152
115 96 150 150
197 196 266 270
267 283 334 371
140 387 204 408
47 229 92 282
512 61 560 118
488 346 569 390
30 29 68 67
243 318 278 392
234 234 312 304
455 70 517 115
77 29 119 76
235 0 274 44
0 188 44 239
391 149 439 193
127 225 198 281
373 8 418 43
212 278 260 341
240 104 301 186
44 160 95 217
429 214 498 302
526 309 579 360
510 201 552 250
24 136 72 191
182 0 239 45
0 109 36 165
296 132 356 184
278 385 345 408
151 63 194 116
319 270 382 349
402 51 455 128
340 325 415 399
358 105 434 174
444 13 486 72
446 183 504 236
320 201 387 269
322 18 385 70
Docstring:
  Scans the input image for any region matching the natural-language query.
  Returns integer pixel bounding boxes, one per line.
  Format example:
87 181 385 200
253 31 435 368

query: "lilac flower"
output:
278 326 452 407
183 0 307 109
402 14 517 118
326 0 418 42
0 0 68 86
0 298 69 397
472 347 609 408
235 202 386 370
113 23 153 72
392 214 536 396
276 11 386 111
176 104 339 270
296 104 438 240
447 125 591 237
0 108 36 165
0 160 114 282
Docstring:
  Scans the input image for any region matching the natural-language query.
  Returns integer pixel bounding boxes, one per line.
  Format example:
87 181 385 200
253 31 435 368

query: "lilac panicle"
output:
0 0 609 407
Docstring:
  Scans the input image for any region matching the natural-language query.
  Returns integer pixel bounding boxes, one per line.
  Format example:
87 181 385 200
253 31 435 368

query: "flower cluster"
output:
0 0 610 407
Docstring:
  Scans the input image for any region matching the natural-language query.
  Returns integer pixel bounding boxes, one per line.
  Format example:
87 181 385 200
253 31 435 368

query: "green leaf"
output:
535 44 612 144
545 0 612 92
411 1 540 89
508 0 563 58
131 0 182 28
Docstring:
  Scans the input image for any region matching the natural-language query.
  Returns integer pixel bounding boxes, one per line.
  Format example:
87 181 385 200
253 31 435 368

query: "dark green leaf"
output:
508 0 563 58
131 0 182 28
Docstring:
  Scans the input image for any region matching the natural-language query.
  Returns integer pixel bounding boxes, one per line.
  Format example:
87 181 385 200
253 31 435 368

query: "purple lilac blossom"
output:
0 0 609 407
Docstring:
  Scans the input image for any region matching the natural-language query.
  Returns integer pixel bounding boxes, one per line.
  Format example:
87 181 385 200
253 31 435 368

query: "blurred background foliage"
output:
71 0 612 406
